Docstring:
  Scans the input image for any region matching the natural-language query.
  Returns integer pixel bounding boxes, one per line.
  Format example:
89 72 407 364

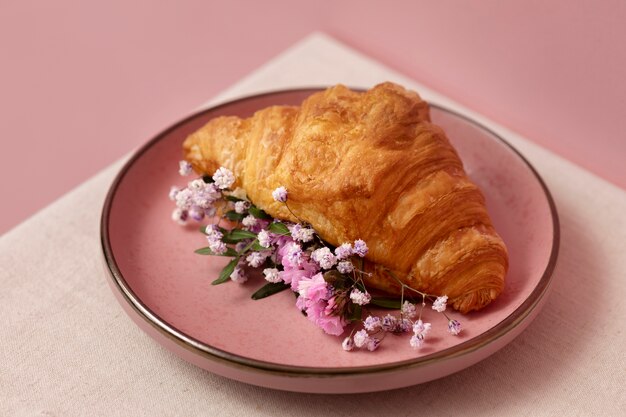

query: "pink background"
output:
1 1 625 235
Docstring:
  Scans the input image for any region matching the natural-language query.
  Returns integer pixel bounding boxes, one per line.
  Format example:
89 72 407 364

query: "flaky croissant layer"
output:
183 82 508 313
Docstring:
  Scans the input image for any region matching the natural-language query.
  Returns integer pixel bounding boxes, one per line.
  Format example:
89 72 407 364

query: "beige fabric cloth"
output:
2 33 625 416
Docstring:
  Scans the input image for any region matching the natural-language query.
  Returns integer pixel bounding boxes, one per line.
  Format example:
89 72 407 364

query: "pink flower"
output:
298 273 328 302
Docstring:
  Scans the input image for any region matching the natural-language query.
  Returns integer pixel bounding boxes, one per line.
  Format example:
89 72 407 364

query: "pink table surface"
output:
1 1 625 235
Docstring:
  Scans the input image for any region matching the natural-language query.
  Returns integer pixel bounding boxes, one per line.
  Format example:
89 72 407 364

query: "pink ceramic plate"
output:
101 89 559 393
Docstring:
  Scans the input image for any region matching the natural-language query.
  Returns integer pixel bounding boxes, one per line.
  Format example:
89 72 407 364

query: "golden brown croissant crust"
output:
183 82 508 313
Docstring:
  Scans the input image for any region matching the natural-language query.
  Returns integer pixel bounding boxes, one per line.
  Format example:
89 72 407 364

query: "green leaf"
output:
224 195 245 202
224 229 257 242
370 297 402 309
250 241 267 251
248 206 271 220
268 222 290 235
224 210 245 221
212 258 239 285
251 282 290 300
195 247 238 257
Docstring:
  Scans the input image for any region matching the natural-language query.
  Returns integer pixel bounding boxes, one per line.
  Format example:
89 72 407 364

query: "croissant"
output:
183 82 508 313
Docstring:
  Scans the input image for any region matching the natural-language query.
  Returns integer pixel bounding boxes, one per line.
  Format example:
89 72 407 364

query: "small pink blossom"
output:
212 167 235 190
352 239 368 257
432 295 448 313
297 273 328 302
311 247 337 269
234 201 250 214
178 160 193 176
353 329 369 348
342 337 354 351
334 243 353 260
401 301 417 319
349 288 371 306
337 261 354 274
230 266 247 284
263 268 281 283
272 186 288 202
448 319 462 336
363 315 381 332
413 319 432 337
409 334 424 349
257 230 272 248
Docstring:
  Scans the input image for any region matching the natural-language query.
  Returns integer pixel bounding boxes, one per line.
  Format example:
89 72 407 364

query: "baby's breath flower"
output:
342 336 355 351
272 186 288 203
381 314 397 332
336 260 354 274
363 315 381 332
349 288 371 306
212 167 235 190
178 160 193 176
397 318 412 333
448 319 462 336
235 241 248 253
246 251 267 268
311 247 337 270
188 206 205 222
285 242 303 266
209 240 227 255
432 295 448 313
168 186 180 201
189 179 205 191
289 224 315 243
334 243 353 260
257 230 271 248
412 320 432 337
366 338 381 352
409 334 425 349
230 266 247 284
353 329 369 348
263 268 281 283
242 215 257 229
352 239 368 257
234 200 250 214
171 208 188 225
401 301 417 319
205 225 223 240
175 189 193 209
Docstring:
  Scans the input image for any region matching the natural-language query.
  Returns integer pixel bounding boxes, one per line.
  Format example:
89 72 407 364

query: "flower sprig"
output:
170 162 462 352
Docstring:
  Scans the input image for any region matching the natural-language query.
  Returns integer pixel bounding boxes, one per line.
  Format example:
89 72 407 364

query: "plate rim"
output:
100 87 560 377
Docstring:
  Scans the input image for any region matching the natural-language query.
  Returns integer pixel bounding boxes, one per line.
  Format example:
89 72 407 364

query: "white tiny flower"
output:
242 215 257 228
366 338 381 352
412 319 432 337
263 268 281 283
409 334 425 349
168 186 180 201
311 247 337 270
230 266 247 284
175 188 192 209
178 160 193 176
363 316 381 332
352 239 368 257
353 330 369 348
209 240 227 255
272 186 288 202
336 260 354 274
432 295 448 313
349 289 371 306
212 167 235 190
188 179 205 191
234 200 249 214
448 319 462 336
401 301 417 319
342 337 354 351
289 224 314 242
171 208 188 225
334 243 353 260
246 252 267 268
257 230 271 248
